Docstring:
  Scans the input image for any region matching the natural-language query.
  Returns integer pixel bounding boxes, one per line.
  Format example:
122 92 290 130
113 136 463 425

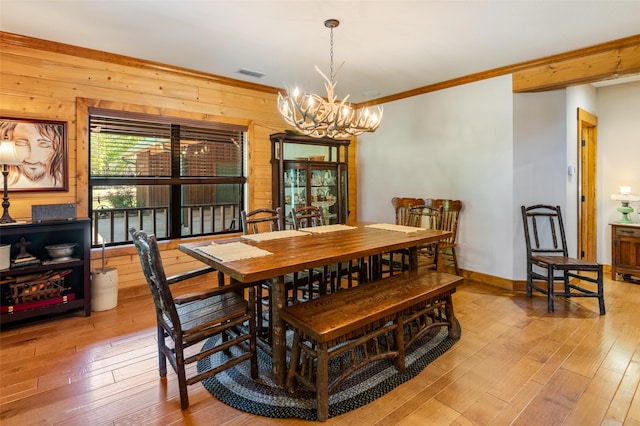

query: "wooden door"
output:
577 108 598 261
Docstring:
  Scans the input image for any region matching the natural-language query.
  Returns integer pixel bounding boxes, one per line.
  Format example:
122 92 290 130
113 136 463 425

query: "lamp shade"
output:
611 192 640 202
0 139 21 165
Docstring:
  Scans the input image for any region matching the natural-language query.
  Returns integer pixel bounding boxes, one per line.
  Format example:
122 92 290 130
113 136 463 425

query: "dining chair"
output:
290 206 332 296
380 197 427 277
386 204 444 273
393 197 426 226
409 204 444 269
521 205 605 314
290 205 326 228
129 226 258 409
425 198 463 275
241 207 284 235
241 207 286 345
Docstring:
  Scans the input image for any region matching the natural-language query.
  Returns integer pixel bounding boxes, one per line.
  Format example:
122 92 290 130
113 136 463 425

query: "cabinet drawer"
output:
614 226 640 238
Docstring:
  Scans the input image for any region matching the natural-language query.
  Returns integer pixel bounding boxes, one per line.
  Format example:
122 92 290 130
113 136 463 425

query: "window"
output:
89 109 246 246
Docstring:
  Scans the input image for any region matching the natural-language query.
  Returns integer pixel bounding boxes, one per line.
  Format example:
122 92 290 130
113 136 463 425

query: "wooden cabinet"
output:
611 223 640 281
0 219 91 325
271 133 350 227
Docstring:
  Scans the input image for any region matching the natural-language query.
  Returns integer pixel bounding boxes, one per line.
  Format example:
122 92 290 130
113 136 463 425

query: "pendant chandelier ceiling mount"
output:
277 19 383 139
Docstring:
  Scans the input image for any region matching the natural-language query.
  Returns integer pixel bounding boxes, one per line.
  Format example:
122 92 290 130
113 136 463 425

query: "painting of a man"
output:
0 119 67 190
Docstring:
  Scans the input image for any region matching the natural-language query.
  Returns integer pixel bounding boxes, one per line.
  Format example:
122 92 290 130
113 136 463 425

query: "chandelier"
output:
277 19 383 139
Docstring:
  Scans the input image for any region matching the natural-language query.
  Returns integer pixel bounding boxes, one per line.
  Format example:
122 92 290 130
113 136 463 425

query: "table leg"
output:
408 246 418 270
271 275 286 387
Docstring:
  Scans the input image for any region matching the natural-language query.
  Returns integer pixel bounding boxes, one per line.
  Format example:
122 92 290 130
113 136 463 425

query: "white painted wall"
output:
358 75 514 279
357 76 638 282
597 81 640 264
512 90 567 277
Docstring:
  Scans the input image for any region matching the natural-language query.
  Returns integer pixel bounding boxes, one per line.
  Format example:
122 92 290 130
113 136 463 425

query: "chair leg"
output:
359 257 368 283
157 324 167 377
174 341 190 410
597 268 606 315
547 266 555 313
248 287 259 378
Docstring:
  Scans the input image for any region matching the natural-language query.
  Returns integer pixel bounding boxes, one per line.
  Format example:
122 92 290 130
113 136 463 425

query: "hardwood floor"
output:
1 274 639 425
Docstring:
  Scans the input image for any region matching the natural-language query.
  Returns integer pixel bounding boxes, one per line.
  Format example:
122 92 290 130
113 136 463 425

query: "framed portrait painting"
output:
0 117 68 191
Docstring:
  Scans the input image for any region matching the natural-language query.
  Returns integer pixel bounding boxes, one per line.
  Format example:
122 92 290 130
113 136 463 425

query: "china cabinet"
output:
611 223 640 282
0 219 91 325
271 132 350 227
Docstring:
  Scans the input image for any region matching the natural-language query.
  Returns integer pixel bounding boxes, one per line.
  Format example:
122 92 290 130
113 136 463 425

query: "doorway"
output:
577 108 598 262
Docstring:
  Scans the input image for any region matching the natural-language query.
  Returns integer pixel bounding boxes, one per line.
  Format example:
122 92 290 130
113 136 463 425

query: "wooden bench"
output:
280 269 463 421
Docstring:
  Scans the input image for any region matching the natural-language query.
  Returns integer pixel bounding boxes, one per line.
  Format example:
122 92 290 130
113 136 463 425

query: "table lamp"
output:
611 186 640 224
0 136 21 224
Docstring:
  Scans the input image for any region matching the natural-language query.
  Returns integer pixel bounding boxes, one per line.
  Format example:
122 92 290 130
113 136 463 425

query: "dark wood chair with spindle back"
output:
291 205 326 228
290 206 331 296
241 207 285 346
292 205 367 291
129 226 257 409
241 207 284 235
521 205 605 314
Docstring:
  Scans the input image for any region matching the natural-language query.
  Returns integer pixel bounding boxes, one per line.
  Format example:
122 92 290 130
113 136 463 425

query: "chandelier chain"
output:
329 26 334 84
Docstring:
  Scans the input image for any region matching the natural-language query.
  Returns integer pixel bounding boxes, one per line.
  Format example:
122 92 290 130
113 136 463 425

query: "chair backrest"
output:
291 205 325 229
407 205 443 229
424 199 462 246
521 204 569 258
129 226 180 328
391 197 425 226
241 207 284 235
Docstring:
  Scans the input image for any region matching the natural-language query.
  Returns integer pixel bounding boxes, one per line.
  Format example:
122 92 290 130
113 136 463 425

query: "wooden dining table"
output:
178 222 451 386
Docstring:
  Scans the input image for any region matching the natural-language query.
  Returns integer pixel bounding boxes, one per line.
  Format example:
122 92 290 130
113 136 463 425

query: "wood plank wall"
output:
0 32 358 296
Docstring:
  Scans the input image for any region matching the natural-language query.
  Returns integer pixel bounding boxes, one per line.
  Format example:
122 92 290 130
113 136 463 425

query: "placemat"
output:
197 242 272 262
241 230 308 242
365 223 426 233
299 224 357 234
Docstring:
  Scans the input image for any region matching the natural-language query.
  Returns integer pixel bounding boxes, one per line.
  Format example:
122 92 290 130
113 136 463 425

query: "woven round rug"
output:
197 321 461 420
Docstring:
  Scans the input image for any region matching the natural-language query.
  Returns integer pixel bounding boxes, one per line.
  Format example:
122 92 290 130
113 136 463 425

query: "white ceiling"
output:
1 1 639 103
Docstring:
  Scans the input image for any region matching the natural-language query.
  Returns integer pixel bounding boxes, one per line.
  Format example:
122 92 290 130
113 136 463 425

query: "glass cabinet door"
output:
310 168 338 224
283 166 306 227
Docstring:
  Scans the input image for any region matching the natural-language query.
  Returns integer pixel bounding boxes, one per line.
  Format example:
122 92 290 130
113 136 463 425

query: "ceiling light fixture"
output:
277 19 383 139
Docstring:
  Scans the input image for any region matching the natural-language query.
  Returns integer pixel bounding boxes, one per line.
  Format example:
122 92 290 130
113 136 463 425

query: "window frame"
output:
88 108 247 247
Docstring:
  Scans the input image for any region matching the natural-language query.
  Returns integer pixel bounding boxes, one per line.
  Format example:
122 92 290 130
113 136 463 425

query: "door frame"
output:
577 108 598 262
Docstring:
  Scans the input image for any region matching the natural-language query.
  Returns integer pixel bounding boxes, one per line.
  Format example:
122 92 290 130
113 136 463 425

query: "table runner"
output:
365 223 426 233
241 230 308 242
299 224 357 234
197 242 272 262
